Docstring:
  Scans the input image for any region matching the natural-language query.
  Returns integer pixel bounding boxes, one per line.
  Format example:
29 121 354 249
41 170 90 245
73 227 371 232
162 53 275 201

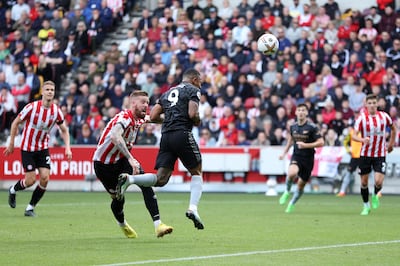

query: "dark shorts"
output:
21 149 50 172
94 158 133 195
358 156 386 175
155 130 202 170
290 154 314 182
348 157 360 173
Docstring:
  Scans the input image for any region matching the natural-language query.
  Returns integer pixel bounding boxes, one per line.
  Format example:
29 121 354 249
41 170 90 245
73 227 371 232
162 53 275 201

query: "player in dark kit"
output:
116 69 205 230
278 103 324 213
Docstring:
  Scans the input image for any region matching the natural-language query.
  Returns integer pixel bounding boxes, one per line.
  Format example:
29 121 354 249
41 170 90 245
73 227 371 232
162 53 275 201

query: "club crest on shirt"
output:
27 164 33 171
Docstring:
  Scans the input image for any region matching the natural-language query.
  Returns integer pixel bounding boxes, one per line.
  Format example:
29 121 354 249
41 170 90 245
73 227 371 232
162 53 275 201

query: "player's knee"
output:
156 177 169 187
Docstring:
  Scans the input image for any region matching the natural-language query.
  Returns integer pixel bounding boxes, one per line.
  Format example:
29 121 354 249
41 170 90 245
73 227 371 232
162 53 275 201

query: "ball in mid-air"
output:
257 33 279 56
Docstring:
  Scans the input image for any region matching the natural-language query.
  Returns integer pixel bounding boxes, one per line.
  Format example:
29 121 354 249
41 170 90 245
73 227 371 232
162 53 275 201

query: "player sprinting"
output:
4 81 72 217
92 90 173 238
278 103 324 213
116 69 205 229
351 94 396 215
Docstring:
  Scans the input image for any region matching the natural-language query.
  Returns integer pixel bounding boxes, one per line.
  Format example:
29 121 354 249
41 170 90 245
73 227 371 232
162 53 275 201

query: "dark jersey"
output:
158 82 201 133
290 121 321 158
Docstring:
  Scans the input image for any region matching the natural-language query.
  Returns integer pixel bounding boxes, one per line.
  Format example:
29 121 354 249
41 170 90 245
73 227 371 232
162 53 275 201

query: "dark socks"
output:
29 185 46 206
361 186 369 203
374 185 382 195
111 197 125 224
13 180 26 192
140 186 160 222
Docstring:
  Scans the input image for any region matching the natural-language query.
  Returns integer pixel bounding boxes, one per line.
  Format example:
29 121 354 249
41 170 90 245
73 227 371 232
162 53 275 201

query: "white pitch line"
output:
94 240 400 266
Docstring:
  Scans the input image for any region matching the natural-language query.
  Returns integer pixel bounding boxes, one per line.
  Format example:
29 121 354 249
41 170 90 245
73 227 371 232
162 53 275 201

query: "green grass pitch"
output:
1 191 399 265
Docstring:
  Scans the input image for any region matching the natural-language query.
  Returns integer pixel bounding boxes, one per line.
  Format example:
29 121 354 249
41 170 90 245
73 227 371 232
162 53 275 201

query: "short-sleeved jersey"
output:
354 111 393 157
157 82 201 133
290 121 322 157
92 109 144 164
19 100 64 152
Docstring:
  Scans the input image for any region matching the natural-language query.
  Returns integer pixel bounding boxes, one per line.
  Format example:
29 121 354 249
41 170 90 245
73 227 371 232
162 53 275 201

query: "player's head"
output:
182 68 202 88
365 94 378 114
130 90 149 119
295 103 308 121
41 80 56 101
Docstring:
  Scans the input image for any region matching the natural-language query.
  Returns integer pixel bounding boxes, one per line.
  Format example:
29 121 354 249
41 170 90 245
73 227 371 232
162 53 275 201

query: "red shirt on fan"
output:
354 111 393 157
92 109 144 164
19 100 64 152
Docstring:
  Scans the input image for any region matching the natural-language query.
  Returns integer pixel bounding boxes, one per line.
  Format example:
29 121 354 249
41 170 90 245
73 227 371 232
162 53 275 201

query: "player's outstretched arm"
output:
149 103 164 124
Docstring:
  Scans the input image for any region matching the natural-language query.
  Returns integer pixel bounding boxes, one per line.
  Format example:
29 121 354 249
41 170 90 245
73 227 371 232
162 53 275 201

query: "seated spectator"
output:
86 106 103 132
251 131 270 146
296 60 316 90
365 61 386 87
330 110 346 135
0 85 17 134
38 18 55 42
75 123 97 145
324 128 341 146
321 99 336 125
198 127 217 147
337 16 358 41
136 124 158 145
348 84 366 112
270 127 286 146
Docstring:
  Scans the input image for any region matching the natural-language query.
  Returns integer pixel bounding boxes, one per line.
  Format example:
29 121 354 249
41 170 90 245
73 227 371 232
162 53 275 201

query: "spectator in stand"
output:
11 0 30 22
251 131 270 146
283 75 303 99
76 122 97 145
379 6 396 34
349 83 366 112
232 16 251 45
298 4 314 29
285 19 301 44
87 5 104 55
365 61 386 87
297 60 316 90
0 85 17 134
324 128 341 146
337 16 358 41
86 106 103 132
136 124 158 145
0 8 14 37
386 84 400 108
358 18 378 43
321 99 336 125
100 0 114 32
324 0 340 21
260 7 274 31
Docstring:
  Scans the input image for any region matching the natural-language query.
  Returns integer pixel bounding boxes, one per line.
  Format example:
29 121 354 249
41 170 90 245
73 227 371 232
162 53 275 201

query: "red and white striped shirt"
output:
19 100 64 152
354 111 393 157
92 109 144 164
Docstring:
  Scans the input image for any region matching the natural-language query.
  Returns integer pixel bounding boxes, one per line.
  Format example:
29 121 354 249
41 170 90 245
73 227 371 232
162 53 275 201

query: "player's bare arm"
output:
3 116 24 156
110 123 140 173
351 129 369 145
279 134 293 160
296 137 324 149
387 123 397 153
188 100 200 126
149 103 164 123
58 122 73 161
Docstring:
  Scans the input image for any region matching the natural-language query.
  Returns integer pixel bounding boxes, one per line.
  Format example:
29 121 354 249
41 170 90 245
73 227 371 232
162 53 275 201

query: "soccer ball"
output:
257 33 279 56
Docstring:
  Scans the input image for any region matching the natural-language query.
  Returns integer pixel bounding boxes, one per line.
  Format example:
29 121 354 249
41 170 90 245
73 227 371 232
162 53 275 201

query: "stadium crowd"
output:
1 0 400 150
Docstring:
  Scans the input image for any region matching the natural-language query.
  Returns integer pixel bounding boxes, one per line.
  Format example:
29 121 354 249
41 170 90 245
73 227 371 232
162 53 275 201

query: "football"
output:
257 33 279 56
